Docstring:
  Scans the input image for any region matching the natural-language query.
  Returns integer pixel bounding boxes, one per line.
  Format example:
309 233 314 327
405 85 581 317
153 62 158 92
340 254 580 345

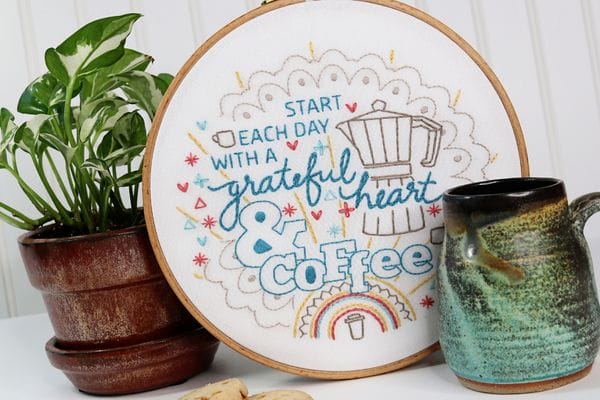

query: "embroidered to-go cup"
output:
438 177 600 394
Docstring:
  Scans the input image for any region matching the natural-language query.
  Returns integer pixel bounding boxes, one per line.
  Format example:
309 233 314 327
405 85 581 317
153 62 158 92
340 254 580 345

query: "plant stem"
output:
32 153 74 226
0 209 34 230
99 186 111 232
50 114 66 142
132 169 140 222
66 163 83 230
111 165 126 215
0 201 38 226
75 169 96 232
63 82 77 147
0 202 52 231
45 150 74 209
5 165 61 222
84 168 102 204
126 163 137 223
65 79 98 232
62 79 94 233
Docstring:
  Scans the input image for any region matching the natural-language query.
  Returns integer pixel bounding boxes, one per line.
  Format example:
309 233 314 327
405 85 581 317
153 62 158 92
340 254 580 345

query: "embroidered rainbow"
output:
309 292 401 339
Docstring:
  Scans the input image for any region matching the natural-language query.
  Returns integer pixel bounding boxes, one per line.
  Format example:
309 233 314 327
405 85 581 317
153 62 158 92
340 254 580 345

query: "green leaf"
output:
96 132 118 160
104 144 145 166
96 111 146 161
82 158 111 178
116 170 141 187
39 132 77 163
80 104 115 143
78 96 129 143
112 112 146 147
17 73 66 115
0 109 18 165
13 126 33 154
80 49 153 102
78 95 127 121
45 13 141 86
156 73 174 87
0 108 17 137
0 152 7 169
109 49 153 74
115 71 168 118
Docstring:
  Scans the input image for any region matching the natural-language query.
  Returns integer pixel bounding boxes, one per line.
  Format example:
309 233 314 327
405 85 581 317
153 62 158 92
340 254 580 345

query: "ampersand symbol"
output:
235 201 306 268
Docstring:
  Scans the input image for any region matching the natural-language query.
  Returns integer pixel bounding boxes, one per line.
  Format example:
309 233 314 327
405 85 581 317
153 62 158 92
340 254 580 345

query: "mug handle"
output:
571 192 600 234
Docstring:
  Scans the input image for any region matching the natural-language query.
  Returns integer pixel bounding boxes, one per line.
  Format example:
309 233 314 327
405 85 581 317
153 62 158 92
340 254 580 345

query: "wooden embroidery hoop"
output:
143 0 530 379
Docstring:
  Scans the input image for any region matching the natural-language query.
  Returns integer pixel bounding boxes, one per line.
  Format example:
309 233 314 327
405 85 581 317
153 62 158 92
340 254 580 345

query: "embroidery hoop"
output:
143 0 529 379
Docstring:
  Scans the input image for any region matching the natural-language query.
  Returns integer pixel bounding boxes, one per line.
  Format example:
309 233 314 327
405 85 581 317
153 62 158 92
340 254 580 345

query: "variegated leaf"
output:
0 108 18 166
78 97 129 143
111 111 146 147
13 115 52 154
81 49 152 102
116 170 142 187
45 14 141 86
39 132 77 164
18 73 66 115
82 158 111 178
104 144 145 166
116 71 168 118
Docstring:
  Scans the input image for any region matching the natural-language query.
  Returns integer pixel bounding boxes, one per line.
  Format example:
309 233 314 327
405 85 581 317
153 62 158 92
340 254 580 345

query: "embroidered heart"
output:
196 236 208 246
254 239 272 254
196 120 208 131
311 210 323 220
286 140 299 150
195 197 207 209
345 102 357 113
177 182 189 192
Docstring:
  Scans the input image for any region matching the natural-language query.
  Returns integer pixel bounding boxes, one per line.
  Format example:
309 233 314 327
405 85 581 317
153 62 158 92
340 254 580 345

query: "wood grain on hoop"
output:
143 0 529 380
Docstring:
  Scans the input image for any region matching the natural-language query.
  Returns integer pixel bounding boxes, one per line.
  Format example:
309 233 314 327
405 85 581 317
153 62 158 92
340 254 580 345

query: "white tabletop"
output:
1 313 599 399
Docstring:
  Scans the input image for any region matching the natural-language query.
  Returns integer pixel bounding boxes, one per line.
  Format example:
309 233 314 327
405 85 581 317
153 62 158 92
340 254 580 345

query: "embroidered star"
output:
338 201 356 218
327 224 342 238
201 215 217 229
313 140 329 156
193 252 208 266
282 203 297 217
193 174 209 188
184 152 199 167
427 203 442 218
420 295 435 309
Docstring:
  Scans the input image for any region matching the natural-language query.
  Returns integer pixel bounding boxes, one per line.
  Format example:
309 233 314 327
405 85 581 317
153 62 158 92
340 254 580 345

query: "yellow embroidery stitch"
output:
176 207 199 223
187 132 209 155
452 89 462 107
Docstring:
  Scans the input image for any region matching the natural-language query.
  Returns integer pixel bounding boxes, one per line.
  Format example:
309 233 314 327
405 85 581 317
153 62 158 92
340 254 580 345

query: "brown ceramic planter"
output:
18 224 220 394
19 225 196 349
46 326 219 395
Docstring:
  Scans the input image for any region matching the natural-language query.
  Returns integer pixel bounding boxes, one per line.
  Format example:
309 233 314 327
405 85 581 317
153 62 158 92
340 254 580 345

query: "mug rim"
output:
444 177 563 199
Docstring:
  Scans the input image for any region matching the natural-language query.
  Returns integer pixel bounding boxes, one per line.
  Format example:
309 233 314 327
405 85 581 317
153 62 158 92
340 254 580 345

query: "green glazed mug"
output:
438 177 600 394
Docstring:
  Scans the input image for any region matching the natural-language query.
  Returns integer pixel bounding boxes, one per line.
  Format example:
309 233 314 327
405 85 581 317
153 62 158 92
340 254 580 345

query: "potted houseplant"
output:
0 14 218 395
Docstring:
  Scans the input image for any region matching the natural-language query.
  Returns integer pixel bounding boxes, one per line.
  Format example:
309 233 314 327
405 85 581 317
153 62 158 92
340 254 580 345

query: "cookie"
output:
179 378 248 400
248 390 313 400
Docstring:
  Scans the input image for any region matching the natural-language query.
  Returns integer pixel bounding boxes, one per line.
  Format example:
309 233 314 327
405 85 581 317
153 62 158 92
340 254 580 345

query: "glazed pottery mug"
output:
438 177 600 394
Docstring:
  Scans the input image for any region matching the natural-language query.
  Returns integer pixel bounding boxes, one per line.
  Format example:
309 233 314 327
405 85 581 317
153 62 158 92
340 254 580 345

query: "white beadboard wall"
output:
1 0 599 318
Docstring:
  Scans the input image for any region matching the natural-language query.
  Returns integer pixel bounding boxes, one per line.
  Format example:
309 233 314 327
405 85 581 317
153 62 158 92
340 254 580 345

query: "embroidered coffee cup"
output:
438 177 600 394
212 130 236 148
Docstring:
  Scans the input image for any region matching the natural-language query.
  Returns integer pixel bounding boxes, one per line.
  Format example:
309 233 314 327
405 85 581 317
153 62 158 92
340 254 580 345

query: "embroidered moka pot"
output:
336 99 443 236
